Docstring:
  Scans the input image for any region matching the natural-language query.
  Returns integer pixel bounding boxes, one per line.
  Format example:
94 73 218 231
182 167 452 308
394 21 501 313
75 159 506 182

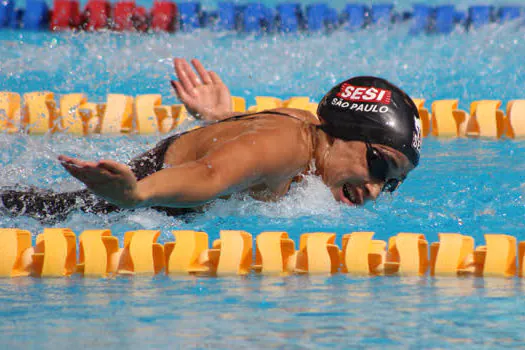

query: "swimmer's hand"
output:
58 155 141 208
171 58 233 122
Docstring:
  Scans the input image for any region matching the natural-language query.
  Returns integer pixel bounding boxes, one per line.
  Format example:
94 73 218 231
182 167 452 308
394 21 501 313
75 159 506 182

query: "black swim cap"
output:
317 76 422 167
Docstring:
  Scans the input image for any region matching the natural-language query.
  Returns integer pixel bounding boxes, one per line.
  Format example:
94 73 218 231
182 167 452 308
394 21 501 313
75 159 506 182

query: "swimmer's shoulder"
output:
267 108 321 125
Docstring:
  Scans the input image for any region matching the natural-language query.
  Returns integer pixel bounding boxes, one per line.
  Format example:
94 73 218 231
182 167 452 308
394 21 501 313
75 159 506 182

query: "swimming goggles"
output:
366 142 404 193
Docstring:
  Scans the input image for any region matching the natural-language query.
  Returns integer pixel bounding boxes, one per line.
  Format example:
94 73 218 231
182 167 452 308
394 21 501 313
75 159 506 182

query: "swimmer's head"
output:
315 77 422 204
317 76 422 168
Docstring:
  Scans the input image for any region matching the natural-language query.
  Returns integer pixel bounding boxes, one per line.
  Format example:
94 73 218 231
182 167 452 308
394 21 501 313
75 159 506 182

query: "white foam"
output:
204 174 344 218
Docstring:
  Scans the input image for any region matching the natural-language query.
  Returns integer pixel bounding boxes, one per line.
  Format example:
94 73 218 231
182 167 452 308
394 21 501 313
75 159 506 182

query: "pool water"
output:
1 0 525 348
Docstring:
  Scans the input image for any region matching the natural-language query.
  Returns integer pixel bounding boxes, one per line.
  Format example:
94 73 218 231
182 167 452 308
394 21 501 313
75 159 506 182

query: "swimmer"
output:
0 58 422 221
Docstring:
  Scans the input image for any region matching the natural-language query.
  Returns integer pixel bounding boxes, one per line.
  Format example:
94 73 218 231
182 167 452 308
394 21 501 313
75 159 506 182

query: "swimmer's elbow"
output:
136 162 232 208
191 163 234 200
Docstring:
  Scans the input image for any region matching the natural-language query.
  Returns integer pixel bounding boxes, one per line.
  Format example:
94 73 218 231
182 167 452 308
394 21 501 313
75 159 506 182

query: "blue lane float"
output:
468 5 493 30
409 4 432 35
276 3 302 33
1 1 524 34
178 1 202 31
342 4 365 31
201 10 217 29
371 4 394 26
0 0 15 28
305 3 336 32
305 3 325 32
217 1 235 31
9 8 23 28
242 3 273 33
323 6 338 31
498 6 522 23
434 5 456 34
22 0 49 30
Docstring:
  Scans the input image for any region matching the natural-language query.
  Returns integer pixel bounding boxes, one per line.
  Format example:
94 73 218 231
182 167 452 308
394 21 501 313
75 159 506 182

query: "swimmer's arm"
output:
134 161 251 208
134 134 306 208
59 150 262 209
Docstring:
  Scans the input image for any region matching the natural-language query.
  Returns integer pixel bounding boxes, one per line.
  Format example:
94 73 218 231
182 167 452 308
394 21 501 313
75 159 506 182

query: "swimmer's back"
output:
164 108 319 167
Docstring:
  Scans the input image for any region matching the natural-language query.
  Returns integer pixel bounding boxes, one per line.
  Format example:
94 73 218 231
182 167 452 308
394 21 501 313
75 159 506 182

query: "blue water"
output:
2 276 525 348
1 0 525 348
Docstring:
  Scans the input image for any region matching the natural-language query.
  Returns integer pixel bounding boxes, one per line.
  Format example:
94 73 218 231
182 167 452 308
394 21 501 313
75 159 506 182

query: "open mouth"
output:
342 183 359 205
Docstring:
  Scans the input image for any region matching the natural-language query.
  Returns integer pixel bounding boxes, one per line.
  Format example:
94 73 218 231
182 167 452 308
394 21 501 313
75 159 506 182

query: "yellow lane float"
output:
431 99 468 138
1 228 525 278
0 92 21 133
466 100 505 139
0 91 523 138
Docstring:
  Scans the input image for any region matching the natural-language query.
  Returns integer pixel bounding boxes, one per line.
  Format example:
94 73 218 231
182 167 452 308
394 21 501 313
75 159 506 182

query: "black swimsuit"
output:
0 111 301 222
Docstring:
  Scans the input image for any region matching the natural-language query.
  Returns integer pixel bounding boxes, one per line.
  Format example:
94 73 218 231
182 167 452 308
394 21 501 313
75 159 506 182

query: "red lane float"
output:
84 0 110 30
151 1 177 32
50 0 81 30
132 6 148 32
113 0 135 31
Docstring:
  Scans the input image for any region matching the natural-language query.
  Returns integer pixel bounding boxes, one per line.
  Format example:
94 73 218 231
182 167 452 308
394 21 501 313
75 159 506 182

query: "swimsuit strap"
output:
173 109 313 140
219 110 308 124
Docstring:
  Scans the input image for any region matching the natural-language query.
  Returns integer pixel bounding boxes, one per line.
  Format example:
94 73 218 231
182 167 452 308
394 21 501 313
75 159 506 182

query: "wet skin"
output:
59 107 414 209
58 58 414 210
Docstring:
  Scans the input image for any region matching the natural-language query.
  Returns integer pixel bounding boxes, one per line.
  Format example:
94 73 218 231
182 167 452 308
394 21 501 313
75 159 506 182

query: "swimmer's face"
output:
321 140 414 206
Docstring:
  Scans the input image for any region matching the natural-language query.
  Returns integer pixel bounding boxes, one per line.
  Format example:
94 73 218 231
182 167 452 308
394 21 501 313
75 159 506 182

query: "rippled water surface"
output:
2 275 525 348
1 1 525 348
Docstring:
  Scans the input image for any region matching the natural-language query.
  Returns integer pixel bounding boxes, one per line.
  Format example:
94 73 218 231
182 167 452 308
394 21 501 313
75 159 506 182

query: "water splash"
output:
0 18 524 243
